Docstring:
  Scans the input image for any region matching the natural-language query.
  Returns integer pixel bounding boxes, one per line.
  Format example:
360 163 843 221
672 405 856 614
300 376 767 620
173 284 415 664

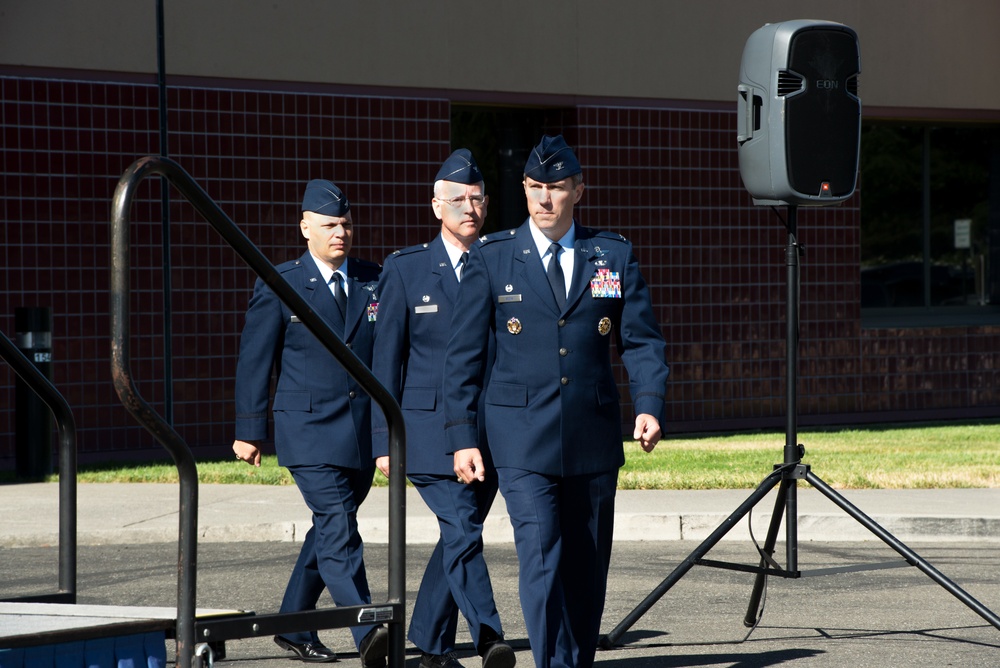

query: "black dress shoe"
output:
273 636 339 663
358 626 388 667
480 640 515 668
419 651 465 668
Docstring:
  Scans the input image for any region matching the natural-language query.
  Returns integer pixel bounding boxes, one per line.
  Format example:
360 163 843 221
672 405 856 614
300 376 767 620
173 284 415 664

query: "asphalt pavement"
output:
3 482 1000 666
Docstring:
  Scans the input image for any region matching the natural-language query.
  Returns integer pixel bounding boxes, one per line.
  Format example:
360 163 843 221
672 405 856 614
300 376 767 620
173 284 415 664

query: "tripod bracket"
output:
772 462 810 480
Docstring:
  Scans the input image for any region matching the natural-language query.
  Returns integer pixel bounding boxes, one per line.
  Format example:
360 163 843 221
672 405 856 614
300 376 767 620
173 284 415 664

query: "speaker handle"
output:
737 84 755 144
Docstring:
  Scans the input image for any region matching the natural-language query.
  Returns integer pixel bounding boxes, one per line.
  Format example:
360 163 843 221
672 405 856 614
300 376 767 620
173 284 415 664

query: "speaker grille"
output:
784 28 861 198
777 71 804 96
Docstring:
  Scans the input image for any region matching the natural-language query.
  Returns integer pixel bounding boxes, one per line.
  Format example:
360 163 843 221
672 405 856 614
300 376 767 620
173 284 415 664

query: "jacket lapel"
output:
299 251 346 333
431 236 460 301
514 221 562 313
567 225 596 309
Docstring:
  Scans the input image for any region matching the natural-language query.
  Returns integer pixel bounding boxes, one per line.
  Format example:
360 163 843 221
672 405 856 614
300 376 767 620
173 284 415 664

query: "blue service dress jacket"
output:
234 251 382 467
372 235 492 475
444 220 670 476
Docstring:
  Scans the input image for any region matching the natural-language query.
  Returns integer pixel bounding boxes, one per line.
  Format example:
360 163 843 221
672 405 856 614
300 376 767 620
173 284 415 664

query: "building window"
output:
860 123 1000 326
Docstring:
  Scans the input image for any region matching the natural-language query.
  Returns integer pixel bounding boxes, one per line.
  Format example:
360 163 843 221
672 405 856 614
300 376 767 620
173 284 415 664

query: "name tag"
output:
414 304 438 314
498 294 522 303
290 315 302 323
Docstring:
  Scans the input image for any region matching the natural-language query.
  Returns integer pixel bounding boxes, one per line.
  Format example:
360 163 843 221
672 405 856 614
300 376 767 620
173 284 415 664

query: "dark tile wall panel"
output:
1 74 450 467
2 73 998 469
573 106 865 430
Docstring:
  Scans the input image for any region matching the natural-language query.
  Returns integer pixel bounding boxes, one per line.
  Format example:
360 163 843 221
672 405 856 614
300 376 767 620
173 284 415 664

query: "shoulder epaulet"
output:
478 228 519 246
393 242 432 257
593 229 629 244
352 257 383 279
279 259 303 274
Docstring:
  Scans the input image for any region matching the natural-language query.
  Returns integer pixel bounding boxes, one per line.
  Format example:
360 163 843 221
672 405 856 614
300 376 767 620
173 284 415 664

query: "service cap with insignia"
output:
435 148 483 185
302 179 350 217
524 134 582 183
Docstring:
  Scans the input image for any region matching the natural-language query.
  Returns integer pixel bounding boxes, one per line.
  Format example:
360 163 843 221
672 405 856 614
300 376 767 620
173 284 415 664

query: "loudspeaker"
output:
737 20 861 206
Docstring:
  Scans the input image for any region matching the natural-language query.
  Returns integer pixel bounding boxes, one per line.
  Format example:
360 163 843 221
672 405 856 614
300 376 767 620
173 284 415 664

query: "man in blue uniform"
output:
233 180 388 666
444 135 670 668
373 150 514 668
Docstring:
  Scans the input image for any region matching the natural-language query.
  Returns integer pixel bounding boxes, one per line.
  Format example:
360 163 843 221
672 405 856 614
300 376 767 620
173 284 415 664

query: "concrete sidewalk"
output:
2 482 999 547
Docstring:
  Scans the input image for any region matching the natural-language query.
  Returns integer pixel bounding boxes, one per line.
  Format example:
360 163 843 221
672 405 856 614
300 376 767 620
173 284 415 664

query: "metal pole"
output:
922 129 932 308
784 205 800 572
156 0 174 424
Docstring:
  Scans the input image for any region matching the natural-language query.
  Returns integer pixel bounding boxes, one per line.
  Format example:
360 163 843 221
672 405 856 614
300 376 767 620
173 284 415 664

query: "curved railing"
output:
110 156 407 668
0 331 77 603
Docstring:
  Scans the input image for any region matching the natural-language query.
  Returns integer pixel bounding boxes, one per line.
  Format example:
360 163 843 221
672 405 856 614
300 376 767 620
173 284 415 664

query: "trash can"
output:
15 306 53 479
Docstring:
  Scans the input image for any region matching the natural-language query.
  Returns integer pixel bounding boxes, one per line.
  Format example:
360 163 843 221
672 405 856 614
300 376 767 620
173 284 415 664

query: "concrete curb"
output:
2 483 999 547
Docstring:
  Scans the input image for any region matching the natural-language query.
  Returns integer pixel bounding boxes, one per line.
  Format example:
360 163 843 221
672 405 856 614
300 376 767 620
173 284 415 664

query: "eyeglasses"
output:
437 194 487 208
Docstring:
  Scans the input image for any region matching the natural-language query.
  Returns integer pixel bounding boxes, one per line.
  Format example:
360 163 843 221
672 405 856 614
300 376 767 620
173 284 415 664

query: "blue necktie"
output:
331 273 347 316
546 242 565 308
458 251 469 281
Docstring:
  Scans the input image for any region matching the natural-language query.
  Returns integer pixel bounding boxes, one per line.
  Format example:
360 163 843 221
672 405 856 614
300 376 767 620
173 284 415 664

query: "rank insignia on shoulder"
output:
507 317 522 335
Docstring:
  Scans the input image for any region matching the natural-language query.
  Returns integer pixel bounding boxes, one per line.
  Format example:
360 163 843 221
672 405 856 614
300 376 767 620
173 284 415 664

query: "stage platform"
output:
0 602 248 667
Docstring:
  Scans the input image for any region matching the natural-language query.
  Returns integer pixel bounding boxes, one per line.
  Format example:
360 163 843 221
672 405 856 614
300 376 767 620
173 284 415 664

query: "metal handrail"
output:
110 155 407 668
0 331 77 603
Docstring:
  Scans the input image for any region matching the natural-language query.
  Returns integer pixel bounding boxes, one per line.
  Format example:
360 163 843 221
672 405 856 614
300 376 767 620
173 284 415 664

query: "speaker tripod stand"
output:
600 205 1000 649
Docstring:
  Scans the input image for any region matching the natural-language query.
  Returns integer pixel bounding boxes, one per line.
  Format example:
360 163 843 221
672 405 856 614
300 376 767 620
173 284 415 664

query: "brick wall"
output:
2 73 998 468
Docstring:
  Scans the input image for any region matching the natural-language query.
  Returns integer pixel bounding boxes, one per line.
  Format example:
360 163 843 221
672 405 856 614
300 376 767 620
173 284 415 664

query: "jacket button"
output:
560 377 569 385
559 348 568 356
349 391 357 399
557 319 566 327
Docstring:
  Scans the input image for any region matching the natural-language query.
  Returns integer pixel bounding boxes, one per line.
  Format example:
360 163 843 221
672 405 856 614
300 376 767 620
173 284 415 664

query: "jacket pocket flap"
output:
486 382 528 407
401 387 437 410
272 390 312 411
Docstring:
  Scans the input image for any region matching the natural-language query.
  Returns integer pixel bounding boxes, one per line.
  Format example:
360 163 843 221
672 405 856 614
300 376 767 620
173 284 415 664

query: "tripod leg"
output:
805 470 1000 631
743 478 792 626
600 469 784 648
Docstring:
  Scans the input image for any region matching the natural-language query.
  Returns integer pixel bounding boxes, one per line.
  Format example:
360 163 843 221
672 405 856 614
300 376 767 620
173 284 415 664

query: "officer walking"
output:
233 180 388 666
444 135 670 668
373 150 515 668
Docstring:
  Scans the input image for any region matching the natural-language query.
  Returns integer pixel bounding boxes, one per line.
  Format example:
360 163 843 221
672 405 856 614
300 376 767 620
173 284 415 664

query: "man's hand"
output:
454 448 487 484
376 456 390 479
634 414 662 452
233 440 262 467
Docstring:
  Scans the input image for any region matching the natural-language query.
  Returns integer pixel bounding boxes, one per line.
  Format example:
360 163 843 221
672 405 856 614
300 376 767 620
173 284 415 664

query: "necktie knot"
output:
458 251 469 280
